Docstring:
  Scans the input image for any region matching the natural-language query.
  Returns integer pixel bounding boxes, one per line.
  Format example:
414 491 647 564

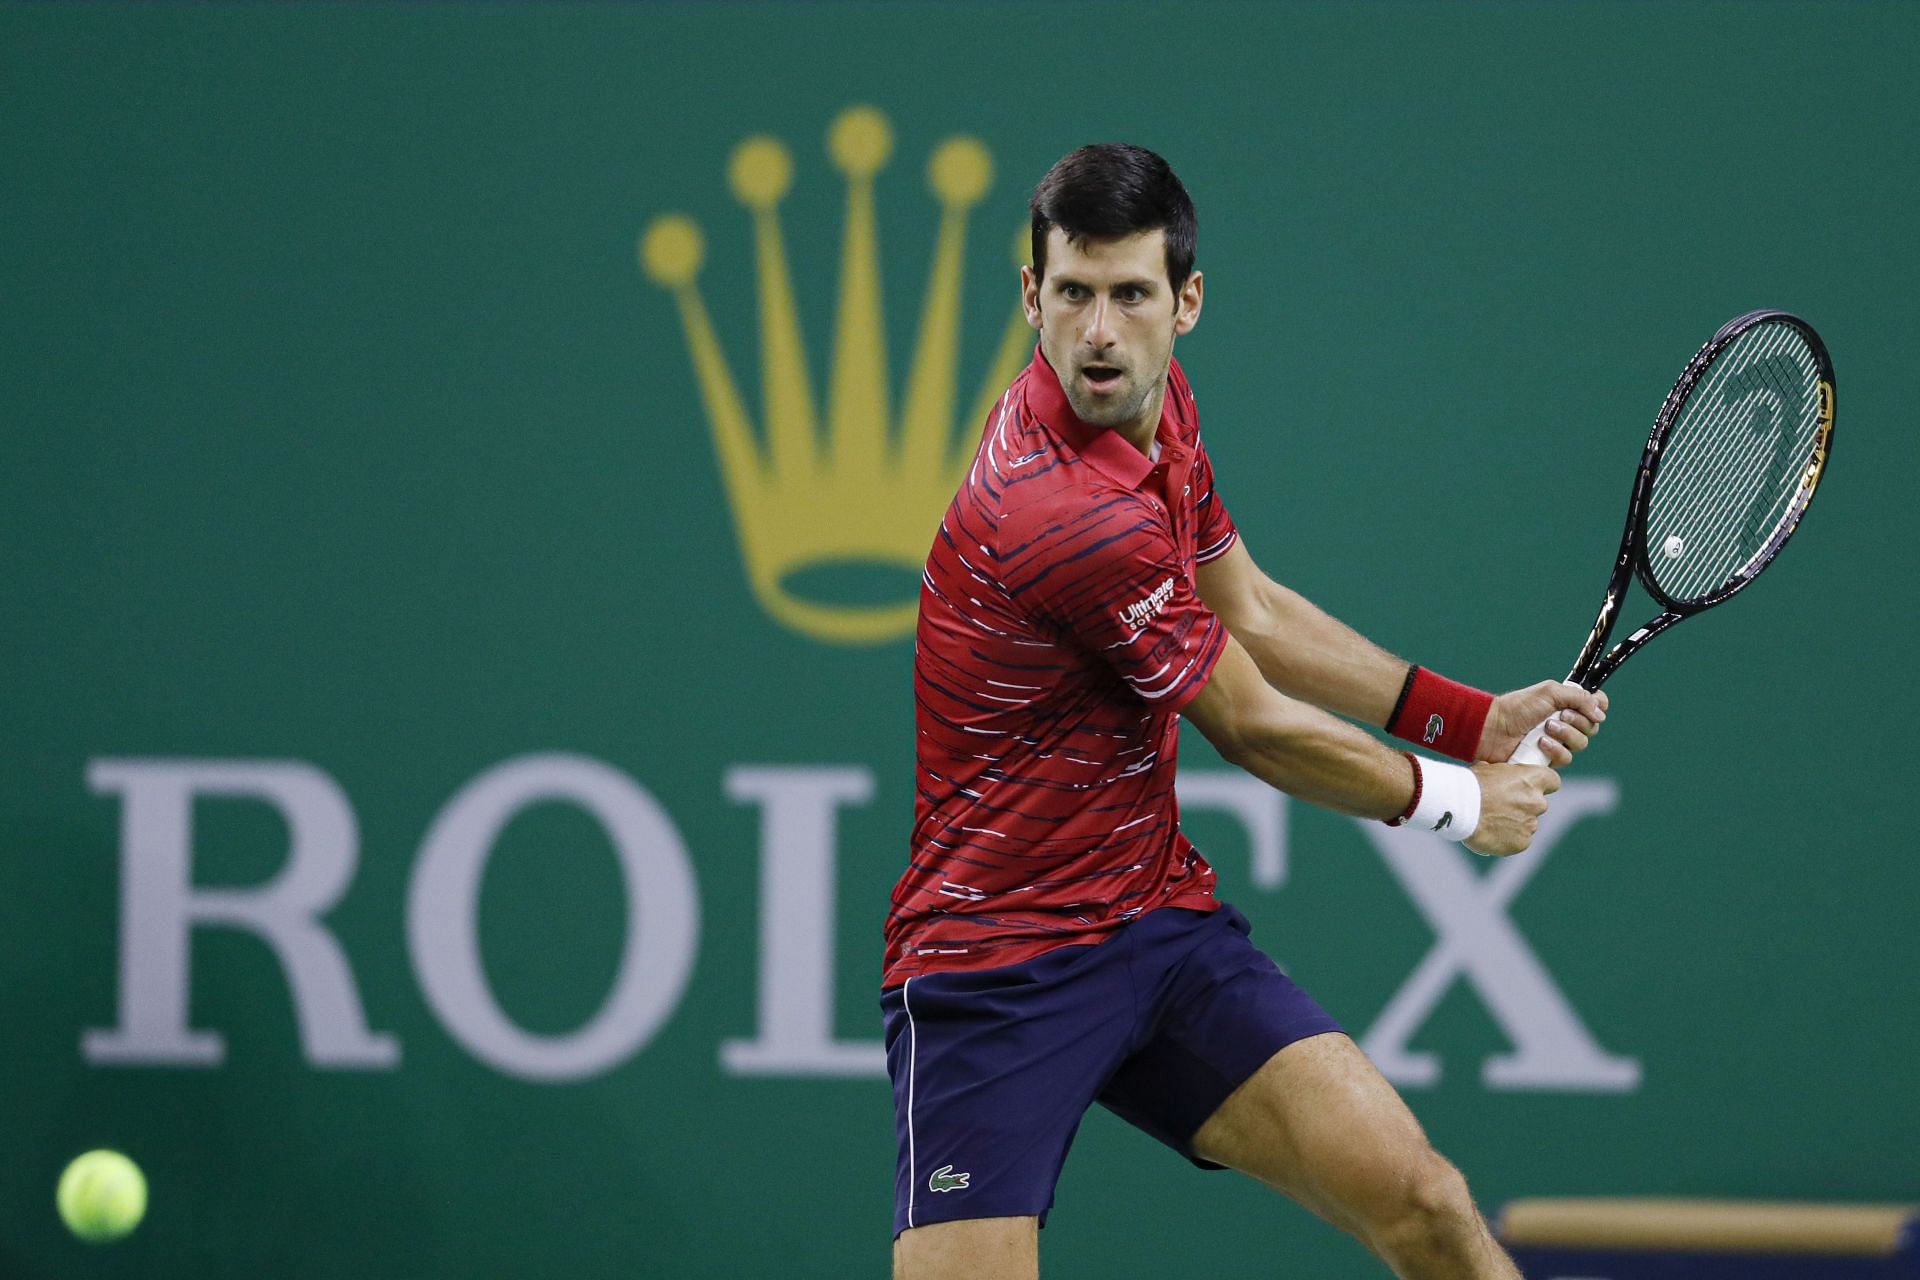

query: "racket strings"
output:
1659 386 1797 579
1652 327 1803 528
1652 382 1806 598
1645 322 1820 603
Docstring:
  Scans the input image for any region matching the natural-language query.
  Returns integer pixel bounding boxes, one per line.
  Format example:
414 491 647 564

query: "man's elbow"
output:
1196 696 1319 782
1187 695 1273 772
1199 719 1253 771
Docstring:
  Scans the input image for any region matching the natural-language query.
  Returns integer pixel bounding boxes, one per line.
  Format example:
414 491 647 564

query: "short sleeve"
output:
1192 438 1239 564
1005 493 1228 711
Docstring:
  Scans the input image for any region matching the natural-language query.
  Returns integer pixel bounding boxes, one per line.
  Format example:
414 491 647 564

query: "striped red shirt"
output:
883 348 1239 988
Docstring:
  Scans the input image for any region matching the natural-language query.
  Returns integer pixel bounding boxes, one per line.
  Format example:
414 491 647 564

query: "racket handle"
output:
1507 680 1587 766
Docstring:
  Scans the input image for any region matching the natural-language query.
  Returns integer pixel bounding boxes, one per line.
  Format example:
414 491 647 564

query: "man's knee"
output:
1365 1150 1485 1257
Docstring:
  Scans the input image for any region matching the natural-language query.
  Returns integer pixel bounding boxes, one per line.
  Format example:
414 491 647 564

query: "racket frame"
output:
1564 309 1835 692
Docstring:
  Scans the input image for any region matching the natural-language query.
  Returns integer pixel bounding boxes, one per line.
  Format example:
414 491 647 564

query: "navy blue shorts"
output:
881 904 1342 1237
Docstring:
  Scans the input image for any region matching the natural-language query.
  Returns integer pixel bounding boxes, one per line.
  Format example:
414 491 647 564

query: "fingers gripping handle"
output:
1509 720 1556 766
1507 679 1588 766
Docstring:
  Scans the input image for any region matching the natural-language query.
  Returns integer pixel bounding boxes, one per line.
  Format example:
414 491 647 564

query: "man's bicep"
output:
1181 629 1308 762
1180 632 1261 760
1194 537 1269 633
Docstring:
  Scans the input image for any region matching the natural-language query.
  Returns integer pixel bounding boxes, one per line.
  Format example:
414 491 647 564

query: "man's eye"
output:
1061 284 1086 300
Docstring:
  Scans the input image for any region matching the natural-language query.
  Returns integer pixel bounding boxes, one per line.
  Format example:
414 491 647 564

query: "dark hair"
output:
1029 144 1197 293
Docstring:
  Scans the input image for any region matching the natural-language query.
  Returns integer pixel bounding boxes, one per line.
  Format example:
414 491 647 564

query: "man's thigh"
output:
894 1215 1038 1280
1188 1031 1438 1234
1095 904 1344 1165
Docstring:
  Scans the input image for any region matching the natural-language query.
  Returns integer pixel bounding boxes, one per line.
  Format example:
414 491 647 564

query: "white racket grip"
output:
1507 680 1587 766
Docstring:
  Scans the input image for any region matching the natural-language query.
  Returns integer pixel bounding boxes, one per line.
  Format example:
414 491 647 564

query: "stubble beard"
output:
1063 372 1154 431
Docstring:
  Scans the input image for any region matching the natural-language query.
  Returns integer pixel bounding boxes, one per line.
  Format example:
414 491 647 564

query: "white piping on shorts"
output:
904 976 920 1229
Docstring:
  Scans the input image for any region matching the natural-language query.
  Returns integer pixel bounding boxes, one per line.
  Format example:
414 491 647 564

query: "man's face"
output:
1022 227 1203 434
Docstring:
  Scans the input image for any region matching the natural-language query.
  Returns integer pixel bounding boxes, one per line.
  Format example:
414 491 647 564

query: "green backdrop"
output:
3 3 1915 1276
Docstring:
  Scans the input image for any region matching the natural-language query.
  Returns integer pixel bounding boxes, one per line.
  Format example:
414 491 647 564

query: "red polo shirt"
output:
883 348 1239 988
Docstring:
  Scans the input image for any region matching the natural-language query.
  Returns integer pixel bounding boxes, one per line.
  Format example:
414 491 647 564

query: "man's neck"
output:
1113 382 1166 457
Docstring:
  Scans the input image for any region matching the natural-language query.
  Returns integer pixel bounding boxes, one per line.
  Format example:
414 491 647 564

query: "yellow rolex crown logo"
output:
641 106 1030 645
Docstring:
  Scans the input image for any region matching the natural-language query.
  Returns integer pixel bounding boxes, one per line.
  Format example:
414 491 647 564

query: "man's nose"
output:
1085 296 1116 348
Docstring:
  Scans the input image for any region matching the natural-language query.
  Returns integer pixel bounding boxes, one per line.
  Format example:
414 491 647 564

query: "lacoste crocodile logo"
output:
1423 713 1444 744
928 1164 971 1193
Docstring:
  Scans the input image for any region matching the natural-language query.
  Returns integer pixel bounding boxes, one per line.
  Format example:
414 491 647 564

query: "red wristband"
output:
1385 751 1422 827
1387 666 1493 762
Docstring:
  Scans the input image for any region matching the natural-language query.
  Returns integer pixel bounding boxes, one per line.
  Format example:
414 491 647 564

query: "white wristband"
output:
1410 758 1480 841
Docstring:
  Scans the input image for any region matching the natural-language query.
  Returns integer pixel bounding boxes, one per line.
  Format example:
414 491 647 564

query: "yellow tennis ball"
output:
57 1149 147 1243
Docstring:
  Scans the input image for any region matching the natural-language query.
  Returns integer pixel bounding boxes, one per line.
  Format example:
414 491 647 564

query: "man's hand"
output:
1477 681 1609 766
1465 762 1560 856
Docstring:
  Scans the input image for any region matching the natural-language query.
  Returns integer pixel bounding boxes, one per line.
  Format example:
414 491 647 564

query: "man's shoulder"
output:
967 408 1140 533
994 464 1156 548
995 482 1171 609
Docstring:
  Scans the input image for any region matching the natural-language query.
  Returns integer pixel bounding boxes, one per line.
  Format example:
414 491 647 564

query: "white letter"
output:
84 759 398 1068
1358 778 1640 1091
407 754 698 1083
721 766 885 1077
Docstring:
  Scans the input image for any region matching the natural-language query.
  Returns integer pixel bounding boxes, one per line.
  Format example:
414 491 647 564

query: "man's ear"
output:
1174 270 1204 337
1020 265 1043 332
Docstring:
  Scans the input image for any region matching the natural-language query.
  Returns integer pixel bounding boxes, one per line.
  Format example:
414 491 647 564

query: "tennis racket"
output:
1510 309 1835 765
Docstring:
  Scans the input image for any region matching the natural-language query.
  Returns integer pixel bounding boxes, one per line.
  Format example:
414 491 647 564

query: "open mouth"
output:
1082 365 1122 390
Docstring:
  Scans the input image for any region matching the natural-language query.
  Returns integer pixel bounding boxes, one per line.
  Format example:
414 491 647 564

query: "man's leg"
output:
881 938 1145 1280
894 1216 1038 1280
1189 1032 1521 1280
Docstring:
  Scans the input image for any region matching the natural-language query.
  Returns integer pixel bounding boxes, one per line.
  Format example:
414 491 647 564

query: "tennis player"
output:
884 143 1608 1280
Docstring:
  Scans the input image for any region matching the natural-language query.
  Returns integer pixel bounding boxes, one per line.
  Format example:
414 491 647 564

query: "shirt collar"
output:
1023 346 1177 490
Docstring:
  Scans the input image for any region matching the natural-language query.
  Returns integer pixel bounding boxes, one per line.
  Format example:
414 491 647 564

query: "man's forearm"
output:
1216 695 1415 820
1233 578 1408 726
